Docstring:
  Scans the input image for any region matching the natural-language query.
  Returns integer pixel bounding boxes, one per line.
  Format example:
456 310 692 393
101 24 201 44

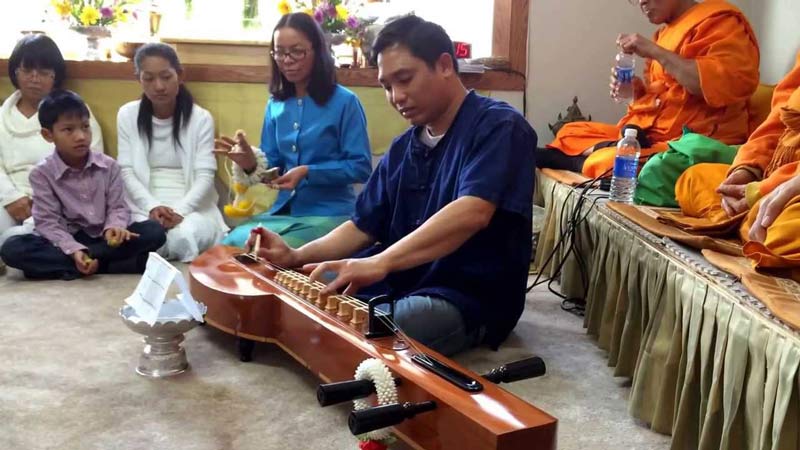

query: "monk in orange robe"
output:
668 52 800 271
538 0 760 179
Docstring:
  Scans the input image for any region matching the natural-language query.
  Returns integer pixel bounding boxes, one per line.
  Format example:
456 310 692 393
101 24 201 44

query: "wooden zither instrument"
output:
189 245 557 450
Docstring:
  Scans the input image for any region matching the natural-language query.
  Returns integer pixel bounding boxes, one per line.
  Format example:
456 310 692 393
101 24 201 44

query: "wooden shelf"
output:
0 59 524 91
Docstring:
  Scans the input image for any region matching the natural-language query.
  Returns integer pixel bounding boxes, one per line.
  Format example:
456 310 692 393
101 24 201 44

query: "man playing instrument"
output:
246 15 537 356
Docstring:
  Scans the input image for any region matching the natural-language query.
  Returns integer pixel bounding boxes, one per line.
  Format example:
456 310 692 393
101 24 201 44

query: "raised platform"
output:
534 169 800 449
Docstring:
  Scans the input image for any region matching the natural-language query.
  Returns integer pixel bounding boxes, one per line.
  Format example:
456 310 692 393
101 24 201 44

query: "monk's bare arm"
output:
652 48 702 97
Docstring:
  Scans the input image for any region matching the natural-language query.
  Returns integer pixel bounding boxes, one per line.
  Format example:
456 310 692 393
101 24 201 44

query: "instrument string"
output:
235 256 432 363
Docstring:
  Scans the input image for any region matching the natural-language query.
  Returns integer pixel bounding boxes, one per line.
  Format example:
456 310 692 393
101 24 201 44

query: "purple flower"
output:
325 2 337 17
313 8 324 23
346 16 359 29
100 7 114 18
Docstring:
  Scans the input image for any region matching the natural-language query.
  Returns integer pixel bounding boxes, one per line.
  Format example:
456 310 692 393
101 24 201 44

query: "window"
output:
1 0 522 74
359 1 495 58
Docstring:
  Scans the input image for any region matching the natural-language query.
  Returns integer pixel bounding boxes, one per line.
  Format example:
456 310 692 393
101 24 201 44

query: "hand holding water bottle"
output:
610 66 645 103
612 51 637 103
611 33 658 103
617 33 663 59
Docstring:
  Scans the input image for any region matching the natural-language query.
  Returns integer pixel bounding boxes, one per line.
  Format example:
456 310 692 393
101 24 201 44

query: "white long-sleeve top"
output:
116 100 227 230
0 90 104 206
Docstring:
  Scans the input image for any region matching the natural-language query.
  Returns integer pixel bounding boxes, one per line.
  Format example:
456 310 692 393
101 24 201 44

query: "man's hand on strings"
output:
305 256 390 296
245 226 299 267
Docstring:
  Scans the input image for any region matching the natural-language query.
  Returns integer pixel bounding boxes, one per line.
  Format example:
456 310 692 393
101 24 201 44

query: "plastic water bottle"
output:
614 51 636 103
609 128 641 203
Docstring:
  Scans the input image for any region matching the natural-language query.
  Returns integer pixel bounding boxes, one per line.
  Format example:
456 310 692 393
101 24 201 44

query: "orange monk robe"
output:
547 1 760 179
670 52 800 269
740 191 800 270
740 83 800 268
733 52 800 198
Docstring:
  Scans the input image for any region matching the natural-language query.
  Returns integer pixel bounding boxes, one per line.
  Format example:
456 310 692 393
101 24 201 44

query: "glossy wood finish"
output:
189 246 557 450
493 0 530 74
0 59 525 90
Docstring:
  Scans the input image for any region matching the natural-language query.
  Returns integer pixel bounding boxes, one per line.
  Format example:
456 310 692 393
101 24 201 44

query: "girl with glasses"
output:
215 12 372 250
0 34 104 265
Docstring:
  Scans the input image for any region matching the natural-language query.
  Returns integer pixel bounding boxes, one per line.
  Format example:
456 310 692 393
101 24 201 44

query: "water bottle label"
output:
613 155 638 178
615 66 634 83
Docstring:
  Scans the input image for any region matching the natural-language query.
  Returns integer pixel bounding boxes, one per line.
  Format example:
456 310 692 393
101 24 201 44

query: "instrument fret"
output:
278 268 431 364
237 257 432 363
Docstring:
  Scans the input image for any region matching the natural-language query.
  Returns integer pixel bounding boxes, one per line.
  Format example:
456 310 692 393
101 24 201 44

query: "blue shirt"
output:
261 85 372 216
352 91 538 348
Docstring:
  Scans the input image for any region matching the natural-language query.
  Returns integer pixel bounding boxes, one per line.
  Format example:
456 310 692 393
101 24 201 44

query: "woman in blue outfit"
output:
215 12 372 248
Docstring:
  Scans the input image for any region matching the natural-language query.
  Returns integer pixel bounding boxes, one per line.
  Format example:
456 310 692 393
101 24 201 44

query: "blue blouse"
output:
260 85 372 216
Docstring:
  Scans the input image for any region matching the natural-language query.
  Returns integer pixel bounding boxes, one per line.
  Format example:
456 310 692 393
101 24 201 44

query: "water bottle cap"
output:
624 128 638 138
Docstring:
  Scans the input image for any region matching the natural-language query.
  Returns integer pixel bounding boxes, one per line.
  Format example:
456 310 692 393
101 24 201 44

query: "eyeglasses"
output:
15 67 56 81
270 48 309 63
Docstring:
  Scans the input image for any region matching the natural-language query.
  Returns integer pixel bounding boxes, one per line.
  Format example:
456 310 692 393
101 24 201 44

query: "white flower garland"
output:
352 358 399 442
230 146 271 186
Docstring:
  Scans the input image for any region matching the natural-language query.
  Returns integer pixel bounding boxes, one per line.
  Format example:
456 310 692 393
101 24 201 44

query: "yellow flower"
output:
51 0 72 17
113 6 128 23
79 6 101 26
335 4 349 20
303 8 314 16
277 0 292 15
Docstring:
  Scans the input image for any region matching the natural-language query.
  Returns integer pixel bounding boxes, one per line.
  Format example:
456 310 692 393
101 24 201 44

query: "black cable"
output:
527 179 576 289
533 177 597 287
484 67 528 117
527 179 592 291
529 149 656 316
550 153 653 314
554 178 608 311
527 169 610 293
560 192 609 316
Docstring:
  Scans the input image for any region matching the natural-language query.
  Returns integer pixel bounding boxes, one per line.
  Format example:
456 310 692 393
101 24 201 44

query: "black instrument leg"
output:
238 337 255 362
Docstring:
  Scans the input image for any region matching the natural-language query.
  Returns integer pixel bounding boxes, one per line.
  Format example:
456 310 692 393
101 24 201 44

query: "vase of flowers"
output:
278 0 375 57
51 0 139 59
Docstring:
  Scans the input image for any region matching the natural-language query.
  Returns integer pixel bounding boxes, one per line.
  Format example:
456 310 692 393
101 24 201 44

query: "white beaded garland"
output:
353 358 399 441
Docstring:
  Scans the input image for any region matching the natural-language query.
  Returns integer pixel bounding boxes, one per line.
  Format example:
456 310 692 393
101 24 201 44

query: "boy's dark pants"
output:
0 220 166 280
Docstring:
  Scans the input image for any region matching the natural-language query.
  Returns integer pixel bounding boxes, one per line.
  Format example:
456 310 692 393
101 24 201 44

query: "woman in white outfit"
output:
0 35 103 248
117 43 226 262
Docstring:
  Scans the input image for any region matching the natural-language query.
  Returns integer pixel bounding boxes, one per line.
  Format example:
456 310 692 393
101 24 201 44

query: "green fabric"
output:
222 215 348 249
634 130 740 207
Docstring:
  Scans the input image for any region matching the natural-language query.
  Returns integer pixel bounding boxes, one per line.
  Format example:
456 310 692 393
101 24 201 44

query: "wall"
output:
525 0 800 143
0 78 409 159
526 0 655 143
740 0 800 84
0 77 523 159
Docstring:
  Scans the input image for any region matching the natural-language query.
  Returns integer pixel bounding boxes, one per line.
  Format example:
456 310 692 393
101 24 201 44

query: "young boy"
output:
0 90 165 280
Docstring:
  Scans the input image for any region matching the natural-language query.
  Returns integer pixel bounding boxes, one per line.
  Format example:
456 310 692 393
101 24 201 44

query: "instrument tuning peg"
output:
348 401 436 435
481 356 546 384
317 378 402 407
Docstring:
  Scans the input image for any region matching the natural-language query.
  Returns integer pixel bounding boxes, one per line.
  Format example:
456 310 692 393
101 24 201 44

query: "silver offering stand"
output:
120 301 207 378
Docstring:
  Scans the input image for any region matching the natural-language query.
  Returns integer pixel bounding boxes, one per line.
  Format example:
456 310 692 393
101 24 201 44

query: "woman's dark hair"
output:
38 90 90 131
133 43 194 148
8 34 67 89
371 15 458 72
270 12 337 105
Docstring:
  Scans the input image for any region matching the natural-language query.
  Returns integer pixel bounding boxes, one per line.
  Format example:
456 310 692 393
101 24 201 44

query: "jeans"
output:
388 295 483 356
0 220 166 280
